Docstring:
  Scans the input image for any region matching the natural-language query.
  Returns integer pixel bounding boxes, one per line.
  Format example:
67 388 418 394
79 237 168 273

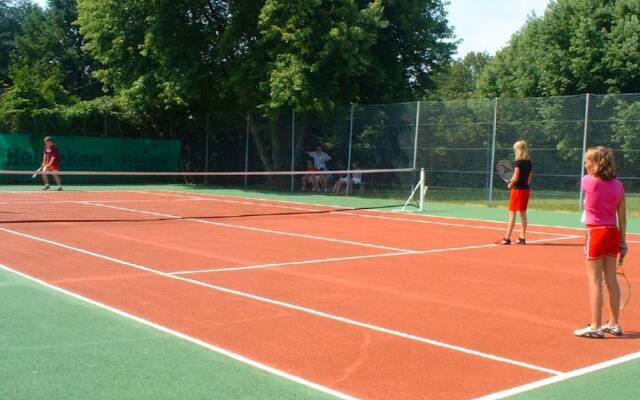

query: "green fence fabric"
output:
0 133 181 172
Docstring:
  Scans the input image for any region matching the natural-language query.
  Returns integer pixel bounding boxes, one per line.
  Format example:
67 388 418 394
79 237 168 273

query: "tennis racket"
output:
495 160 515 183
32 166 43 178
603 253 631 311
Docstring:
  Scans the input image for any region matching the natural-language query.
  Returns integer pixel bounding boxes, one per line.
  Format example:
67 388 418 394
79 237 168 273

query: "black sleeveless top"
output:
513 159 532 189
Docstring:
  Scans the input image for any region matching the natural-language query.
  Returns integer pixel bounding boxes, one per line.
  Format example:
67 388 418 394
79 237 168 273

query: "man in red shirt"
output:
41 136 62 191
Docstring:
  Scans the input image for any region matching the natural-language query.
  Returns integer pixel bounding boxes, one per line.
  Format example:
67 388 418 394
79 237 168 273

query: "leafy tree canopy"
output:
427 51 492 100
0 0 34 86
477 0 640 98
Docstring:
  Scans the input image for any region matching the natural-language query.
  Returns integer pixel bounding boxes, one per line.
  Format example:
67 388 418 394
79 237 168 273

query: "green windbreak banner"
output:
0 133 181 172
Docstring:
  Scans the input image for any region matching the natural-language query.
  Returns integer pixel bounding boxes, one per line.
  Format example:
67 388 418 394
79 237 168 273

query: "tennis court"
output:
2 175 639 400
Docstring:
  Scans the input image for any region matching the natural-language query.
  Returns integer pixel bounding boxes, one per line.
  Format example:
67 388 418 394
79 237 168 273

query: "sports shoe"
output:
602 323 623 336
516 237 526 245
56 186 62 191
573 325 604 339
42 185 50 191
496 238 511 245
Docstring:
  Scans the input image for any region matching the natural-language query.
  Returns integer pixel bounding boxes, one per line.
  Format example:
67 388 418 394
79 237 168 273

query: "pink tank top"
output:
581 175 624 226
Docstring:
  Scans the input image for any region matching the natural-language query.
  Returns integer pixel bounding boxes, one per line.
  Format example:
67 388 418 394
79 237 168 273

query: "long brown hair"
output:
584 146 617 180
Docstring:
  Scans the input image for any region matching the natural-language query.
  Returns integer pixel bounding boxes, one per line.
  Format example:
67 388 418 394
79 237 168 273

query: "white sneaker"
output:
573 325 604 339
602 323 623 336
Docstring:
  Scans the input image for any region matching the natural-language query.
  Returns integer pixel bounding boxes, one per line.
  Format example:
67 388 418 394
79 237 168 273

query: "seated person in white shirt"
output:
306 145 331 192
332 162 347 194
347 162 364 194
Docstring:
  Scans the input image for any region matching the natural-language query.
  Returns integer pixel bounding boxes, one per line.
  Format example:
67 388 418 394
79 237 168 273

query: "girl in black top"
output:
497 140 532 245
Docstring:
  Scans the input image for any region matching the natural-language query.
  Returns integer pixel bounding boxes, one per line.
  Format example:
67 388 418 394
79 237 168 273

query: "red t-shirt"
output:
44 145 60 168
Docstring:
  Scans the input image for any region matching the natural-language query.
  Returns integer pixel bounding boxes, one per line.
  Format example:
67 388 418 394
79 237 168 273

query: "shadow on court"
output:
606 331 640 340
0 204 405 224
529 242 583 247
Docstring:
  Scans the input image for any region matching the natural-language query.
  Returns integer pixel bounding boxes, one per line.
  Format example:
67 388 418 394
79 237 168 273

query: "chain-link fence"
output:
234 93 640 205
4 93 640 206
413 94 639 209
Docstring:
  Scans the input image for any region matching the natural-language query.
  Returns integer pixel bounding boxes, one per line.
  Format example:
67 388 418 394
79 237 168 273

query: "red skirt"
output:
585 226 620 260
509 188 530 211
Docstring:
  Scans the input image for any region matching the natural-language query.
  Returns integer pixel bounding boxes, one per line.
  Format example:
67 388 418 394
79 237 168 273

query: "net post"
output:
418 168 426 211
579 93 590 210
400 168 426 212
488 97 498 207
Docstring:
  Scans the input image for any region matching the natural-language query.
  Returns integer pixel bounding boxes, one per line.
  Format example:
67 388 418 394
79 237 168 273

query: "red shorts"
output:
44 164 60 172
585 226 620 260
509 188 530 211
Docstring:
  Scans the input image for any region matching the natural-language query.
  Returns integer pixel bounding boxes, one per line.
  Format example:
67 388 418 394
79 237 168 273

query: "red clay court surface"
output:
2 190 640 399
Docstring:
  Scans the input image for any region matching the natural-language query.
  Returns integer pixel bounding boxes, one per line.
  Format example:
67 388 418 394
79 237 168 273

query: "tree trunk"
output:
248 112 272 171
294 112 312 169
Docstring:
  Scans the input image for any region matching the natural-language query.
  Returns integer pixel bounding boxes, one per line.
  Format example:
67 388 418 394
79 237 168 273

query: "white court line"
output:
149 190 323 212
0 263 357 400
1 199 181 205
82 202 415 253
4 187 640 239
0 226 562 376
150 191 584 237
169 235 580 275
338 210 573 236
2 196 317 211
153 190 640 238
170 252 408 275
473 350 640 400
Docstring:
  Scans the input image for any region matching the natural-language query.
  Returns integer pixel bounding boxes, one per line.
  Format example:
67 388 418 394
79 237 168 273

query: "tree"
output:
77 0 227 119
0 0 33 86
256 0 387 116
359 0 456 102
0 4 75 132
426 51 492 100
477 0 640 98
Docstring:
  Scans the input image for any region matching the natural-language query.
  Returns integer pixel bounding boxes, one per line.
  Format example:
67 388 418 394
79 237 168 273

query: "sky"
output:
31 0 551 58
447 0 552 57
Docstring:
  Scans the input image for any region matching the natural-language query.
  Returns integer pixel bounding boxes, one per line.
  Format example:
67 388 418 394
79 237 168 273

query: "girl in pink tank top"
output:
574 147 627 338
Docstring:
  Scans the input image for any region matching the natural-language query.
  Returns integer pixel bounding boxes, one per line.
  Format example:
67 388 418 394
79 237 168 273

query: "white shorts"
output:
351 177 362 185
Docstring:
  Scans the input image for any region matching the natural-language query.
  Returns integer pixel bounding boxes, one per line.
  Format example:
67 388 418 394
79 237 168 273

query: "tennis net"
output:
0 168 420 223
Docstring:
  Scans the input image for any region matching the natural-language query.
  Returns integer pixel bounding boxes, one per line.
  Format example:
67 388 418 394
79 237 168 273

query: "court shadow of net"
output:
604 331 640 340
529 242 583 247
0 203 409 225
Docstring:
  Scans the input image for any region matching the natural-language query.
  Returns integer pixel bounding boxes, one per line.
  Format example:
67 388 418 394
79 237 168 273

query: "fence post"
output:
488 97 498 207
244 112 250 188
291 108 295 192
412 101 421 171
579 93 591 209
346 104 354 196
204 114 210 183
